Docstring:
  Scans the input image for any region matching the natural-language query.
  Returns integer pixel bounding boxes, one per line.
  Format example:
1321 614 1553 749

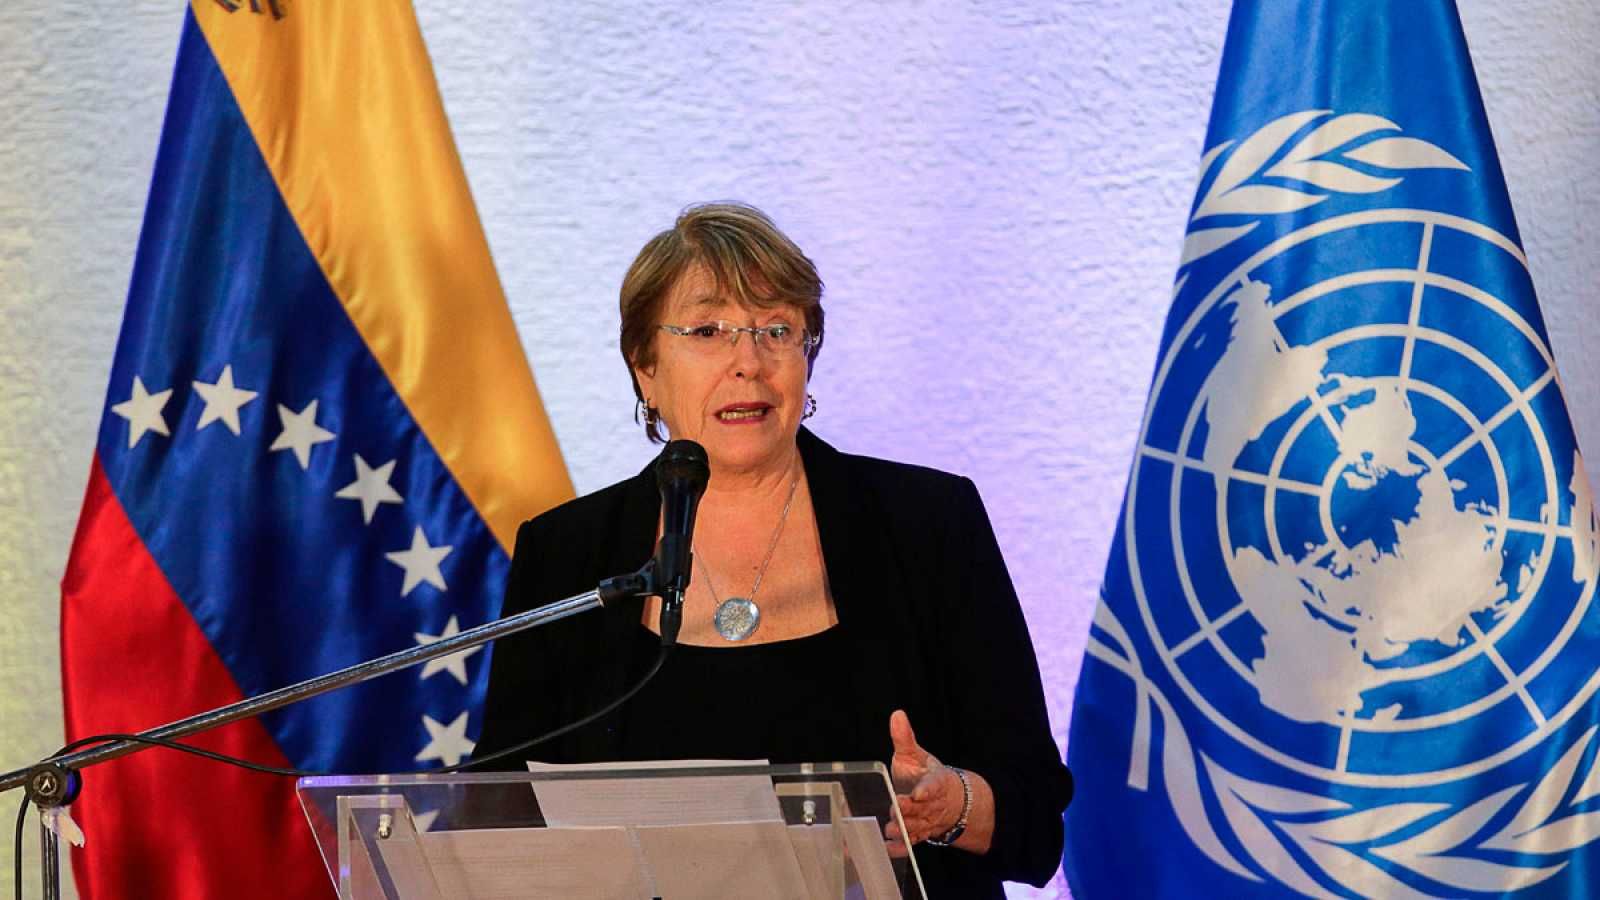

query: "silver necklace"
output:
708 474 801 642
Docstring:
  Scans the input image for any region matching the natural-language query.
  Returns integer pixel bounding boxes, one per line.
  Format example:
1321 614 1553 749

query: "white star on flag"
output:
269 400 337 470
414 615 480 685
110 375 172 449
191 364 258 435
415 711 474 768
335 454 404 524
386 526 452 596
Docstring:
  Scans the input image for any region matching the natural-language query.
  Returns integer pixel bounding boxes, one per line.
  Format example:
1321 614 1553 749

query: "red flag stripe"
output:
61 456 329 898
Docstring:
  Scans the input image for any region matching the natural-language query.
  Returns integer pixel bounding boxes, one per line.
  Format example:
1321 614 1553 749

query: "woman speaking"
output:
474 203 1072 896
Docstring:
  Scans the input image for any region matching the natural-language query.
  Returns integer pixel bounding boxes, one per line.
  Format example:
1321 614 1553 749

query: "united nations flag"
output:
1064 2 1600 897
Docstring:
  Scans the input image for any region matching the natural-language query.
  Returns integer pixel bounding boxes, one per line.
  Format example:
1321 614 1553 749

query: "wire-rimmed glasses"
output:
658 320 818 357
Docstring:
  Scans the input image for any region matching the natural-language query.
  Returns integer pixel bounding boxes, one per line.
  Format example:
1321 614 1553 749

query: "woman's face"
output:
634 264 810 476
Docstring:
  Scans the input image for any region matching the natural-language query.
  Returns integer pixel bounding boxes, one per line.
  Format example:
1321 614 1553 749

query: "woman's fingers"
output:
886 802 936 845
882 821 911 859
889 709 921 759
889 709 944 790
894 781 960 842
902 770 963 833
887 711 964 844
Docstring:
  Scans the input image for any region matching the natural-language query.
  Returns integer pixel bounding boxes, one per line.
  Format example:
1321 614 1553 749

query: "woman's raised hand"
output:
883 709 997 856
884 710 965 845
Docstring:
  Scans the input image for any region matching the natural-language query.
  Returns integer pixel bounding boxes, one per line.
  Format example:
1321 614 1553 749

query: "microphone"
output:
652 439 709 645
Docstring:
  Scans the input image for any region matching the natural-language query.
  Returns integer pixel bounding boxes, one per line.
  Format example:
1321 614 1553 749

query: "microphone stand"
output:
0 565 671 900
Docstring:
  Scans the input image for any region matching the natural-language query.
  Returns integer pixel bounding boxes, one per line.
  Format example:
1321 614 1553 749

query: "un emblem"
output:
1094 111 1600 897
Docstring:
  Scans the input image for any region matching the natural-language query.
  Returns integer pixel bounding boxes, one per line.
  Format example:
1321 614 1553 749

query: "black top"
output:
473 428 1073 897
618 625 871 764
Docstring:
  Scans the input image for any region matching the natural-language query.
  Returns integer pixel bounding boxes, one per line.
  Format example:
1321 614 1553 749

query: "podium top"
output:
297 761 927 899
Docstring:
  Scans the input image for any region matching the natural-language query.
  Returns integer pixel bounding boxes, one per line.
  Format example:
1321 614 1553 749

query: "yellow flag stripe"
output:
190 1 573 552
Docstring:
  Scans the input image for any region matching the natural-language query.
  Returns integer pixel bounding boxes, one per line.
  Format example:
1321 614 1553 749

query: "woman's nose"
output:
727 329 768 374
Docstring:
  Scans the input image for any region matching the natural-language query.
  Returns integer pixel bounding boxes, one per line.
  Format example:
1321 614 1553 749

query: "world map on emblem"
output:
1129 210 1600 787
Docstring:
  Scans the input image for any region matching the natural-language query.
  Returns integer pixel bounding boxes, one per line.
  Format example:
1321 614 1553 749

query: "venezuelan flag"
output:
60 2 571 895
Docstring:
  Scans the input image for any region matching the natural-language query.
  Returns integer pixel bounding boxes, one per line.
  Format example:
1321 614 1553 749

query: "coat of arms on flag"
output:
1065 2 1600 898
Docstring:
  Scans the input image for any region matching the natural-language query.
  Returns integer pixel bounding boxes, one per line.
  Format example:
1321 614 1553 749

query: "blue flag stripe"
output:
97 12 506 774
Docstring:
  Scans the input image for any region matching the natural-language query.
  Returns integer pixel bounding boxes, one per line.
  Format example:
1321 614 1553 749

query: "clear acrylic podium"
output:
297 762 928 899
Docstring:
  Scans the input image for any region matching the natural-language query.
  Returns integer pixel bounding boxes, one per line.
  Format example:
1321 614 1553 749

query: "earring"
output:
802 393 817 420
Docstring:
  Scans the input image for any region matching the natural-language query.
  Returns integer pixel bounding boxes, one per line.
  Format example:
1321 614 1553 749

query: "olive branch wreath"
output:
1173 109 1467 294
1087 598 1600 898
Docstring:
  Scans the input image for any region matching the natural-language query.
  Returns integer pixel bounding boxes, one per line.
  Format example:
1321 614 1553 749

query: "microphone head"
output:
655 439 710 495
653 441 709 625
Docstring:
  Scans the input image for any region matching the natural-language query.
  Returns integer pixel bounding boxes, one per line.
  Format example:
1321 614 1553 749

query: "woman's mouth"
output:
716 403 772 423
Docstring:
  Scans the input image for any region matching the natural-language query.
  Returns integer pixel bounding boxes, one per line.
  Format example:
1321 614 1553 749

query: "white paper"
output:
527 759 784 828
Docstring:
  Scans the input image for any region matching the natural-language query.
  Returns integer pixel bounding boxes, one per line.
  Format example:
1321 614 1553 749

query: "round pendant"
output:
714 597 761 642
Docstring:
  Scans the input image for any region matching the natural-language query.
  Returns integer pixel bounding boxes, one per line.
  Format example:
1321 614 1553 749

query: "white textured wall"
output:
1 2 1595 897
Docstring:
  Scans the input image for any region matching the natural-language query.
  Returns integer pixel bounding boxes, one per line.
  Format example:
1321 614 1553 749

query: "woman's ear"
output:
633 362 657 404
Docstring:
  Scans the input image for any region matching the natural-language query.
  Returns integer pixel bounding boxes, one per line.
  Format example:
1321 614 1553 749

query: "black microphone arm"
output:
0 579 632 804
0 439 713 805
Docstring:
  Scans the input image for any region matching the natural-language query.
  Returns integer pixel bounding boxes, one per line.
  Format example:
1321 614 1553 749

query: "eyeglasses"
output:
658 320 818 357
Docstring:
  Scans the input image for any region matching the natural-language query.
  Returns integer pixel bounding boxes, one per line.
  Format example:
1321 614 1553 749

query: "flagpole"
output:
1 568 656 800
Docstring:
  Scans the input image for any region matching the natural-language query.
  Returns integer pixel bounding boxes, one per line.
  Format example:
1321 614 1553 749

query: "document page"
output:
527 759 784 828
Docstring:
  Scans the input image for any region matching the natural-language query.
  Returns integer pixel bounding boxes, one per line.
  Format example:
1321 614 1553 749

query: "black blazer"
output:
474 428 1072 895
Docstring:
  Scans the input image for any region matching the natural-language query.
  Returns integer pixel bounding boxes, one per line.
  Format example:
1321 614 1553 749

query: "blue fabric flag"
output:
1064 2 1600 897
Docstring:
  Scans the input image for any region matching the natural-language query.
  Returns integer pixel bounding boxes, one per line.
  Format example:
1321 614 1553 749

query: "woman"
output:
474 203 1072 896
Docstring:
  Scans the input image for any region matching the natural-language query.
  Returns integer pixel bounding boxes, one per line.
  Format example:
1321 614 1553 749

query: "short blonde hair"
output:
620 203 825 442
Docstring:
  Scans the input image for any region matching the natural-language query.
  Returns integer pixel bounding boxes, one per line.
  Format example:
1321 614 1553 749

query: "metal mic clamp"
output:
657 588 685 648
597 559 683 646
598 559 657 607
23 762 81 810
